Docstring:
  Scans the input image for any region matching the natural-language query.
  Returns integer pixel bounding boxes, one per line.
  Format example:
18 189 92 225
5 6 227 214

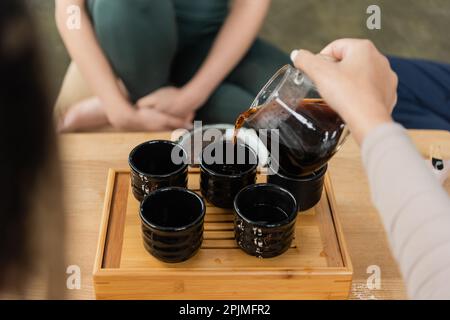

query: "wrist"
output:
180 83 211 110
105 99 135 129
349 112 393 145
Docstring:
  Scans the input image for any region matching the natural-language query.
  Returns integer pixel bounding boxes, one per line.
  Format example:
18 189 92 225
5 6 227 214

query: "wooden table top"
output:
59 130 450 300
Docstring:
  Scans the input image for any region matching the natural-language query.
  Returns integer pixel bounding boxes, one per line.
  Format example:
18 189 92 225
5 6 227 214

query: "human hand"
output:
136 86 203 122
112 106 193 132
291 39 398 145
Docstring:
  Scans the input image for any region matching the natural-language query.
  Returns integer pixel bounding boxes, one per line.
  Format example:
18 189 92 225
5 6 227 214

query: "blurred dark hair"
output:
0 0 61 293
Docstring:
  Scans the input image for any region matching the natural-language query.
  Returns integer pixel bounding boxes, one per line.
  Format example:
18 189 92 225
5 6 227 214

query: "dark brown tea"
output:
233 106 258 145
250 204 289 225
234 98 345 176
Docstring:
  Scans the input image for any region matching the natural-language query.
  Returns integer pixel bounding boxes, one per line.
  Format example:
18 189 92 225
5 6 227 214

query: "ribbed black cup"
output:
140 187 205 263
200 141 258 208
129 140 188 202
268 164 327 211
234 184 298 258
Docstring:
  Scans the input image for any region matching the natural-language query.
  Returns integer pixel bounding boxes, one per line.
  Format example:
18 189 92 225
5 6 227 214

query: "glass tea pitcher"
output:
238 64 349 177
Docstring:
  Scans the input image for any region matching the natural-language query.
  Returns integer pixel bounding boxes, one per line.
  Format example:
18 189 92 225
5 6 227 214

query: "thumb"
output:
136 93 157 109
291 49 336 87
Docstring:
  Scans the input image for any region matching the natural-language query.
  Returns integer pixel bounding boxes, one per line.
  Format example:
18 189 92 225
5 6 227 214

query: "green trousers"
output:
88 0 290 124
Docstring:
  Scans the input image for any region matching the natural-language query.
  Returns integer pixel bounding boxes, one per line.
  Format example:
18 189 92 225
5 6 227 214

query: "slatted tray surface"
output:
94 168 353 300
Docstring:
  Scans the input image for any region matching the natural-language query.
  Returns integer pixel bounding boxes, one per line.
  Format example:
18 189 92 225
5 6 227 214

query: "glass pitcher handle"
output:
293 69 304 86
292 54 337 85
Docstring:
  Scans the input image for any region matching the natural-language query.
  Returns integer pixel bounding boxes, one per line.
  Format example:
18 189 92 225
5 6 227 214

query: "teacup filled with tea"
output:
200 141 258 208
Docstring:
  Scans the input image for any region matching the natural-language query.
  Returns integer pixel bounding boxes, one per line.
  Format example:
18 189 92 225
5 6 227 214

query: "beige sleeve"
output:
361 123 450 300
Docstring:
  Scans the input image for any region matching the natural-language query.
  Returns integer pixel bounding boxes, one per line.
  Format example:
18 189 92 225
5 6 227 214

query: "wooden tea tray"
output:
93 168 353 300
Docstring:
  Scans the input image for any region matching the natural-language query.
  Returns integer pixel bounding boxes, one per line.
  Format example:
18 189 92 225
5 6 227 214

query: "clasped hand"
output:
135 86 207 129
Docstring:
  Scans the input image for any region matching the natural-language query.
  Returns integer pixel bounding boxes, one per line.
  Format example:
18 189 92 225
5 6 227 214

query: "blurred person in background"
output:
388 56 450 131
55 0 289 132
0 0 64 298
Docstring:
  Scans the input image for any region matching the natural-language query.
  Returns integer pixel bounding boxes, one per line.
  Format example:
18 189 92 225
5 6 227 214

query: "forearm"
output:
185 0 271 102
362 123 450 299
55 0 131 122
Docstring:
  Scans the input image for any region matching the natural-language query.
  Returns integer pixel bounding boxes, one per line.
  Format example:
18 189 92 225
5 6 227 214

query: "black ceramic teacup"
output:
234 184 298 258
200 141 258 208
140 187 206 263
268 164 327 212
129 140 188 201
